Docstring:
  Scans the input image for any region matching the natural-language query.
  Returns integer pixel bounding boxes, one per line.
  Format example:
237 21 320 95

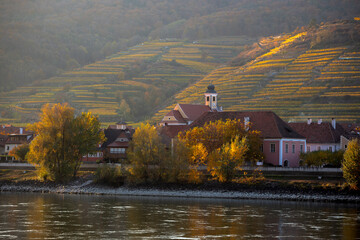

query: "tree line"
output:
9 103 360 189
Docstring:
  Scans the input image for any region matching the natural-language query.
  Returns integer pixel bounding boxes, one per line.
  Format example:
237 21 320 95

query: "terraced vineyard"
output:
0 37 251 126
153 21 360 123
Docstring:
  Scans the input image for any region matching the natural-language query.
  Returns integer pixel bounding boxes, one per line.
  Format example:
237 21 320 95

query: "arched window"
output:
299 160 304 166
284 160 289 167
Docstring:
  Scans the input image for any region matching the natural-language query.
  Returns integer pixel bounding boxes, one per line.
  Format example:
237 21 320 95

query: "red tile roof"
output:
177 104 211 121
289 122 346 143
0 125 33 135
159 125 189 139
101 128 134 149
163 110 187 124
339 123 360 134
186 111 304 139
5 134 32 145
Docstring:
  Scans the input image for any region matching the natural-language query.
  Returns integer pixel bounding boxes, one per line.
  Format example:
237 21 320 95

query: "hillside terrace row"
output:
1 84 359 166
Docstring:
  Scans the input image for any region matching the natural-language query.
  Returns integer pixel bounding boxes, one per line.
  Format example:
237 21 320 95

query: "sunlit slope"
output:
0 37 250 125
153 21 360 123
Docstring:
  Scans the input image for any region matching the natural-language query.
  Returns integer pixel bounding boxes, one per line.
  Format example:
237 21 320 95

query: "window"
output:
292 144 295 153
6 146 9 151
285 144 288 153
300 145 303 153
270 143 276 153
213 96 216 101
345 145 347 149
207 96 209 101
284 160 289 167
116 138 128 142
110 148 125 154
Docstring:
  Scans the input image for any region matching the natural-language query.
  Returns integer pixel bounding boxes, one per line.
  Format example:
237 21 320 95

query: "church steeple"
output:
204 84 218 110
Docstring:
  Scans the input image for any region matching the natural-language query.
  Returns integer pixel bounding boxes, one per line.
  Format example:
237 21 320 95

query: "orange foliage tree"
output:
179 119 263 182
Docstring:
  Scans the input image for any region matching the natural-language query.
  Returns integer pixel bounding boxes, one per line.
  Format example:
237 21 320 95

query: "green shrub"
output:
95 164 124 186
300 150 344 167
342 139 360 190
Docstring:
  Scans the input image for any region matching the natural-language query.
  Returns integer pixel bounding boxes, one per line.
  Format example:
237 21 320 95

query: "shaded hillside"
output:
0 37 251 125
1 0 359 93
152 21 360 123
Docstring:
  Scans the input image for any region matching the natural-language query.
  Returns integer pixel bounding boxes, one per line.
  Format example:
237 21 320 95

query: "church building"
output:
160 84 221 126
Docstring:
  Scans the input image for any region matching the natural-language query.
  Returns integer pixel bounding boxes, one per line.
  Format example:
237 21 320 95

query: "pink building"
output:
161 111 306 167
187 111 306 167
289 118 347 152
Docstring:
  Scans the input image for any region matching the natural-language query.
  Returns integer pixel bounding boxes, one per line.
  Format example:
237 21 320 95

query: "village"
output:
1 84 359 170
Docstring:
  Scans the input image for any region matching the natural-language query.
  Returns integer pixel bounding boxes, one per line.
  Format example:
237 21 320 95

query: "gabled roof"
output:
5 134 32 145
117 131 130 139
339 123 360 134
289 122 346 144
176 104 211 121
101 128 134 149
187 111 304 139
162 110 187 123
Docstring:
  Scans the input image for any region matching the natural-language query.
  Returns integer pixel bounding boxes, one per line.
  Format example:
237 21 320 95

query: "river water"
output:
0 192 359 239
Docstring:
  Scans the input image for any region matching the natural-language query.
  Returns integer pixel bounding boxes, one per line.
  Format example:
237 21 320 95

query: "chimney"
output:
332 118 336 129
20 128 23 134
317 119 322 124
307 118 312 125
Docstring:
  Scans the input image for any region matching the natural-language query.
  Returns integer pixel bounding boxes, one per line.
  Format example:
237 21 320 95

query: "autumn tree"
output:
27 103 104 182
118 99 132 120
9 144 30 161
342 139 360 190
162 138 191 183
179 119 263 182
180 119 262 163
127 123 166 183
208 136 248 182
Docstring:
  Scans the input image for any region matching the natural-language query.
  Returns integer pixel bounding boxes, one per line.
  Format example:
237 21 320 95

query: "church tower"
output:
204 84 218 111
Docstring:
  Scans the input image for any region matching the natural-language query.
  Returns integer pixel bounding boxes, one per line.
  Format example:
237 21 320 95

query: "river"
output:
0 192 359 239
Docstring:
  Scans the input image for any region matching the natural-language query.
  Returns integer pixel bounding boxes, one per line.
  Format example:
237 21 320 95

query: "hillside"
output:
152 20 360 123
1 0 359 94
1 20 360 126
0 36 252 125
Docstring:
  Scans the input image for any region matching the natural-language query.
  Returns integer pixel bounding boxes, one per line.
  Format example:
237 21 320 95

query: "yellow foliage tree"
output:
342 139 360 190
127 123 165 183
179 119 263 182
163 138 191 183
208 136 248 182
27 103 104 182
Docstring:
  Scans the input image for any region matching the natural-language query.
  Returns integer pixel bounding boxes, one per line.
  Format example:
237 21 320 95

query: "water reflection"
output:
0 193 359 239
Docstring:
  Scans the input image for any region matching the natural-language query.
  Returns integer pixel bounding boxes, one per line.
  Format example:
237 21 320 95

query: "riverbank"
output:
1 177 359 203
